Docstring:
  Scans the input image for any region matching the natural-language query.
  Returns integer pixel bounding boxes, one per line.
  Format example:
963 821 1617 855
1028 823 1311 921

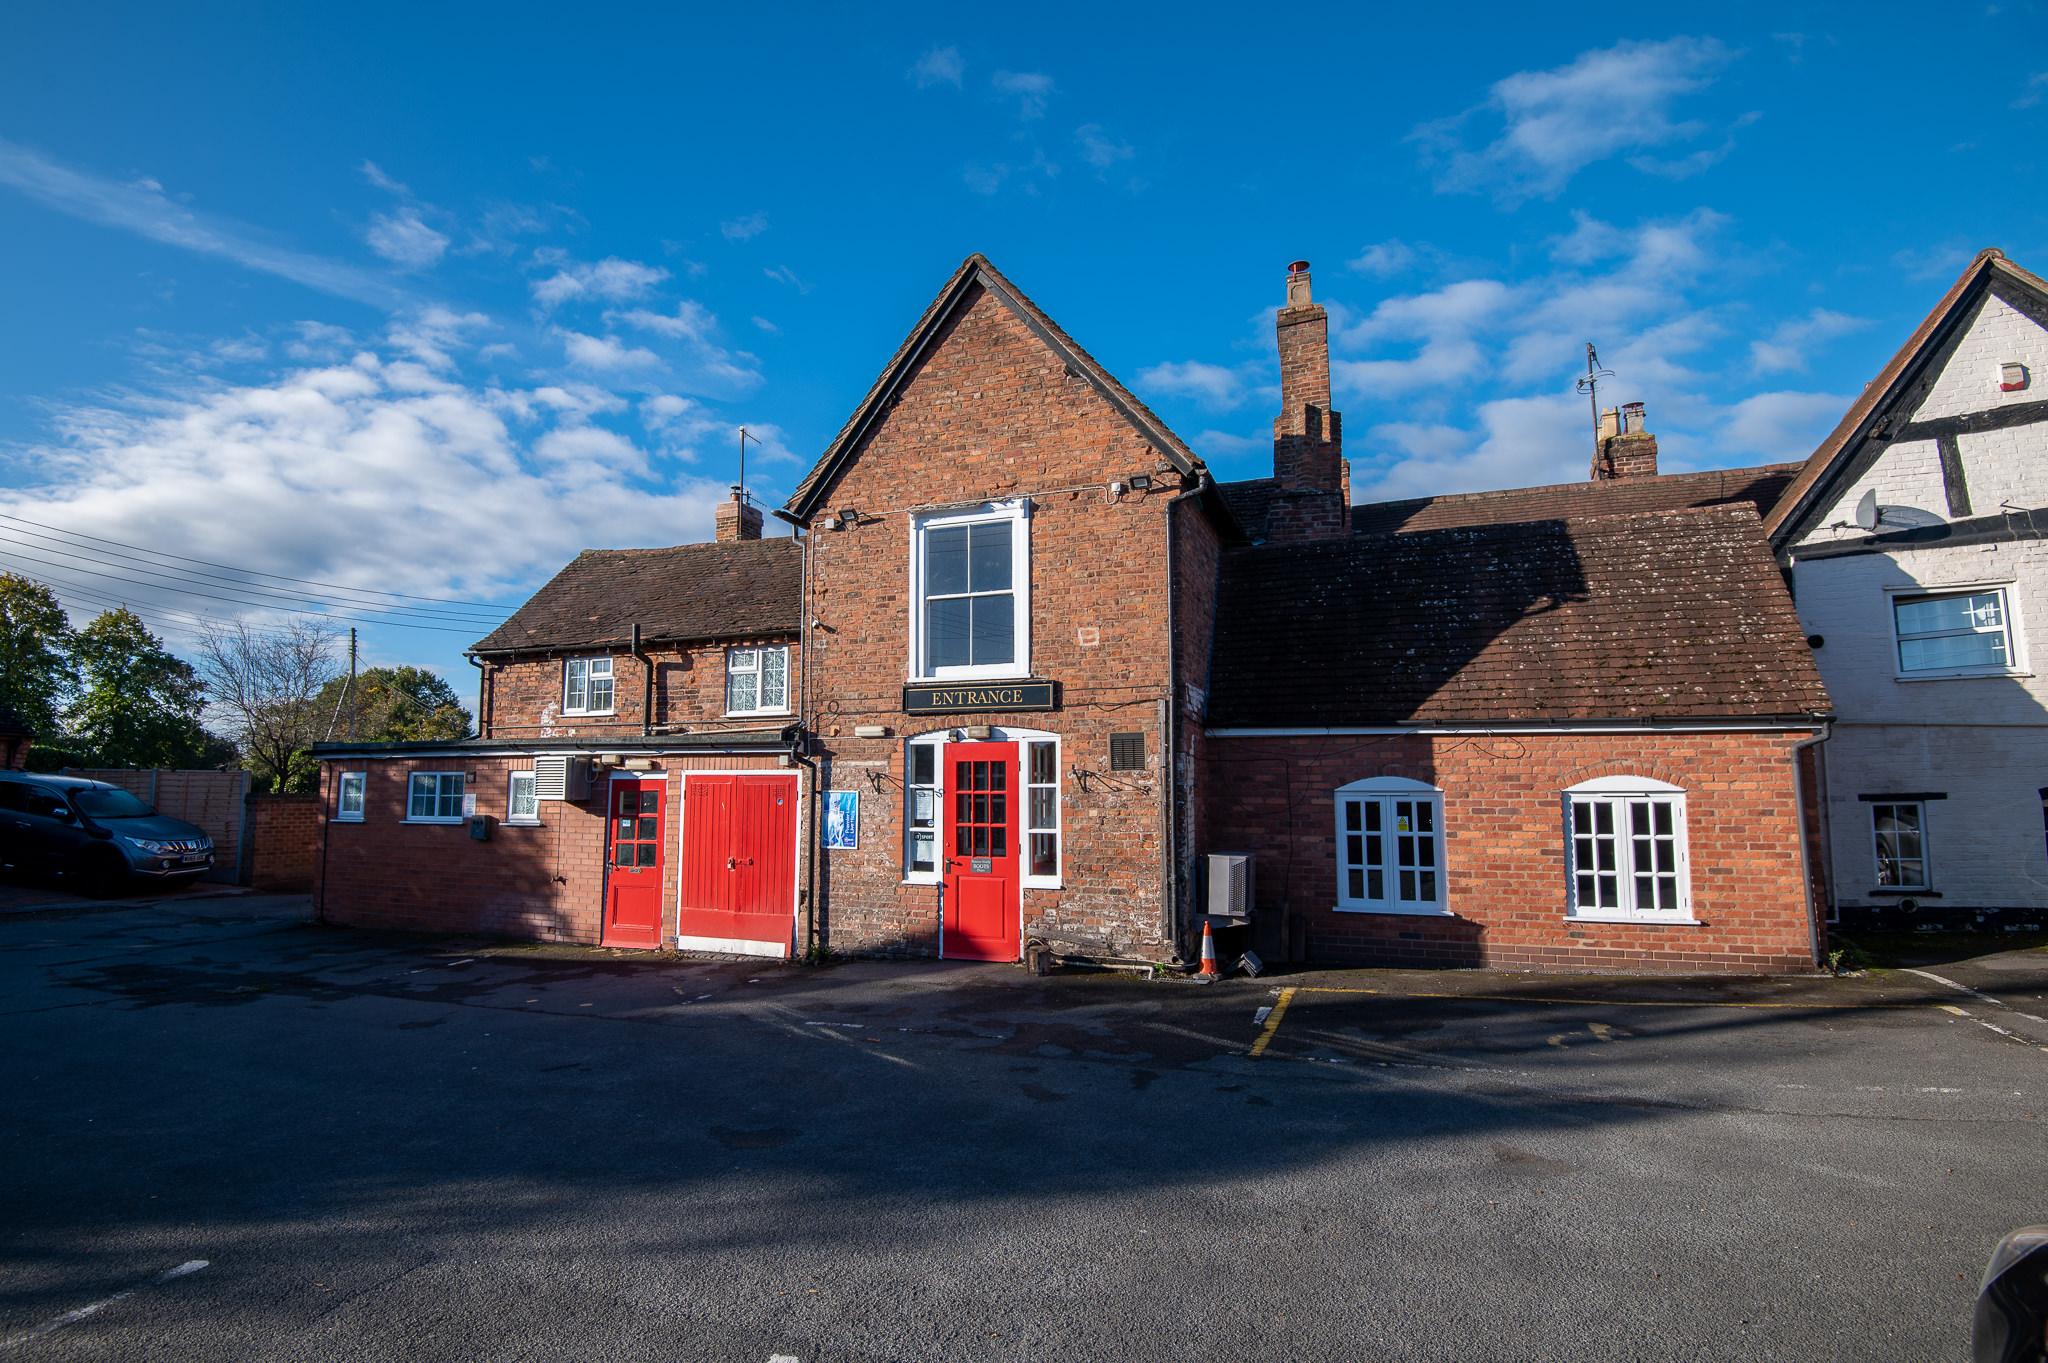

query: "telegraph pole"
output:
346 627 357 742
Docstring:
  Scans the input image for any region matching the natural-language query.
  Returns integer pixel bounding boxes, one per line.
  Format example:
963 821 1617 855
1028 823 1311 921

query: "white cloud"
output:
529 255 669 308
387 307 490 370
609 301 764 396
1748 308 1868 375
1335 338 1487 397
366 207 449 270
0 137 407 307
992 70 1054 119
2014 71 2048 109
359 160 410 195
911 45 965 88
1721 390 1852 459
1075 124 1134 170
720 211 769 242
1191 429 1267 459
1136 360 1254 410
752 315 779 334
533 424 646 471
557 329 661 372
1353 393 1589 502
1349 241 1419 277
763 264 809 293
1413 37 1736 202
1340 278 1519 345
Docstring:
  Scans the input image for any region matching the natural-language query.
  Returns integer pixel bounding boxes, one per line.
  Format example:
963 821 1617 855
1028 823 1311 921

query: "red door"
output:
678 774 798 957
943 742 1020 962
604 779 666 949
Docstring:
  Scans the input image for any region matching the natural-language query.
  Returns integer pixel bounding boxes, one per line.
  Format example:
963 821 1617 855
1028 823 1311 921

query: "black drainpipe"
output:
632 623 652 738
772 507 818 960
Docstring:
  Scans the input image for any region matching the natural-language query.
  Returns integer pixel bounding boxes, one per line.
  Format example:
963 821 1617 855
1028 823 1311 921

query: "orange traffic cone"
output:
1198 920 1220 978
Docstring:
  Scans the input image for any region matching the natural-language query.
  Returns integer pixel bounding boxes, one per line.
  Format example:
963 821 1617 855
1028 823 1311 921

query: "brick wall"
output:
247 794 319 891
317 752 790 945
802 280 1189 960
1203 730 1823 973
480 636 800 740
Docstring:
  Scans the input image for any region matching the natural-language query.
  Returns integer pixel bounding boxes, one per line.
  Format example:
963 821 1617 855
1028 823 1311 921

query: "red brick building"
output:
315 255 1833 972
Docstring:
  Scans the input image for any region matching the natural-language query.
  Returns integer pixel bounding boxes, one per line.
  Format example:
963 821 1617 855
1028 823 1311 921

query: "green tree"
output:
66 608 216 768
315 665 472 743
198 620 339 793
0 574 72 739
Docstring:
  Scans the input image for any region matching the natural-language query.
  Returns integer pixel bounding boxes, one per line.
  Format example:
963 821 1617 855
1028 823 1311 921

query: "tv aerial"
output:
1576 342 1616 460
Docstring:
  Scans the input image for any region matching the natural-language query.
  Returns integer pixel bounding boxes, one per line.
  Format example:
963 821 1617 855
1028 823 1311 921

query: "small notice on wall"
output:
463 793 478 817
823 790 859 850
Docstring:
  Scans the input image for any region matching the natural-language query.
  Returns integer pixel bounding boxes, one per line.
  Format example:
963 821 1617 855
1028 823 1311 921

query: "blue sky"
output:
1 2 2043 697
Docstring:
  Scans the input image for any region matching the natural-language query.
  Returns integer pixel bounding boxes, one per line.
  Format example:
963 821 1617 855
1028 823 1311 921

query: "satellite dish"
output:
1854 489 1881 532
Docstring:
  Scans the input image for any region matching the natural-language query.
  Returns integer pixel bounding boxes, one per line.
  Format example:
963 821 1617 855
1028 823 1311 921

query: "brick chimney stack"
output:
1266 260 1351 542
715 485 763 542
1592 401 1659 481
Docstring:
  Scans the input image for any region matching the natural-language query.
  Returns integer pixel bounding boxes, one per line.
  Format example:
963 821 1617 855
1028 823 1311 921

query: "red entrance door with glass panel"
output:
677 773 799 957
604 778 666 949
943 742 1021 961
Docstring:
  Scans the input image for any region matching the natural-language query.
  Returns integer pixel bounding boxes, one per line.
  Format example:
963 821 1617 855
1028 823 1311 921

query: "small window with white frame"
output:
335 770 366 822
904 738 940 880
1335 777 1446 914
406 771 467 823
726 645 789 716
1565 777 1690 921
1023 737 1059 884
1872 801 1929 890
506 770 540 825
1893 586 2018 676
562 655 615 714
910 501 1030 681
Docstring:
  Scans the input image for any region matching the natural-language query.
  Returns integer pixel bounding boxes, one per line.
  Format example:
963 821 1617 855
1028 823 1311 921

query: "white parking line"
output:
1905 967 2048 1025
0 1260 208 1351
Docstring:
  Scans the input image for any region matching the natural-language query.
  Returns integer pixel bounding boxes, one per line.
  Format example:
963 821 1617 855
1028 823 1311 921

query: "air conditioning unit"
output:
533 755 595 803
1206 853 1252 918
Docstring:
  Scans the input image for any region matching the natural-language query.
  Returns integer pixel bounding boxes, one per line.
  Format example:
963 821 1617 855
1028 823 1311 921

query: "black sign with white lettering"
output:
902 680 1059 715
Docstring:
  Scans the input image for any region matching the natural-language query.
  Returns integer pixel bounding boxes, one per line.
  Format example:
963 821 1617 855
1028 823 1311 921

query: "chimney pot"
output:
715 486 763 542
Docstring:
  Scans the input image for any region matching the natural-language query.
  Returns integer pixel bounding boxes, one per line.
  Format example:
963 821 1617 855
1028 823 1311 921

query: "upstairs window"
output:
1872 802 1929 890
1334 778 1446 915
726 645 789 716
1565 777 1689 921
563 656 615 715
335 771 366 822
1893 587 2017 676
911 502 1030 680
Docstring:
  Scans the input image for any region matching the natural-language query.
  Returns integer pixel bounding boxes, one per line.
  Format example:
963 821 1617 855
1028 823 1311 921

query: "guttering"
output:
1206 718 1833 737
631 623 652 738
1160 469 1214 958
465 651 490 739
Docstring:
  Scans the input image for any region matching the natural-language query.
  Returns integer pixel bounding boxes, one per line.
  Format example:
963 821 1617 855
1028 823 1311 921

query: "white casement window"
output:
406 771 467 824
1023 737 1060 885
1892 586 2019 676
1565 777 1691 921
904 738 941 881
726 645 790 716
1872 801 1929 890
506 771 540 825
562 656 615 715
909 500 1031 681
1334 777 1446 914
334 771 366 822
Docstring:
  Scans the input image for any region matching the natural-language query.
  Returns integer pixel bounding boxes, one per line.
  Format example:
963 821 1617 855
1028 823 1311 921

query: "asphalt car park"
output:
3 890 2044 1362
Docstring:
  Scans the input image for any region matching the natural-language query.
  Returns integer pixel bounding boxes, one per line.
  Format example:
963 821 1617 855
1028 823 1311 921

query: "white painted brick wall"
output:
1793 288 2048 910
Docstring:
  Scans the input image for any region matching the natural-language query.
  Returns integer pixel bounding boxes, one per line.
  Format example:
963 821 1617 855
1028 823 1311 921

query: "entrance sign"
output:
902 681 1057 715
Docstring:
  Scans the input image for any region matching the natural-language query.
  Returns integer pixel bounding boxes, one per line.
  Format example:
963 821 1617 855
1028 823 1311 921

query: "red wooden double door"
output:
602 773 798 955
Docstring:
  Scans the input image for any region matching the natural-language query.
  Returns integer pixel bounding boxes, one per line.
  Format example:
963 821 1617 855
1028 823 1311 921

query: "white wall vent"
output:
533 756 594 802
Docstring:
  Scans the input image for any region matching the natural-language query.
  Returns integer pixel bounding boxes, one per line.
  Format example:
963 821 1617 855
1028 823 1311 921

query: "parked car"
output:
0 772 215 894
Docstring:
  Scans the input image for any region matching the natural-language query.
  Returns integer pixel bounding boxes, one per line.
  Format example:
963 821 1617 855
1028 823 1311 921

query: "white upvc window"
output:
1872 801 1929 890
904 738 942 881
1334 777 1447 915
1023 738 1060 884
562 655 615 715
1892 585 2020 676
335 771 366 822
406 771 467 824
506 771 540 825
726 645 790 716
909 500 1031 681
1565 776 1691 922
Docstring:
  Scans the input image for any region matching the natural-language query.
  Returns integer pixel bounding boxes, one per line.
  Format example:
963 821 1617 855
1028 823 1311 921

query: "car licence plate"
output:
181 853 209 864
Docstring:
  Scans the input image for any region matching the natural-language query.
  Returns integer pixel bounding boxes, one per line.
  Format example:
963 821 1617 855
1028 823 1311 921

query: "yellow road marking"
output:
1291 986 1926 1011
1247 986 1297 1058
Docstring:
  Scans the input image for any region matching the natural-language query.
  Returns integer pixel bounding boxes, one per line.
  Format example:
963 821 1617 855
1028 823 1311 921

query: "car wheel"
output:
77 847 132 899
